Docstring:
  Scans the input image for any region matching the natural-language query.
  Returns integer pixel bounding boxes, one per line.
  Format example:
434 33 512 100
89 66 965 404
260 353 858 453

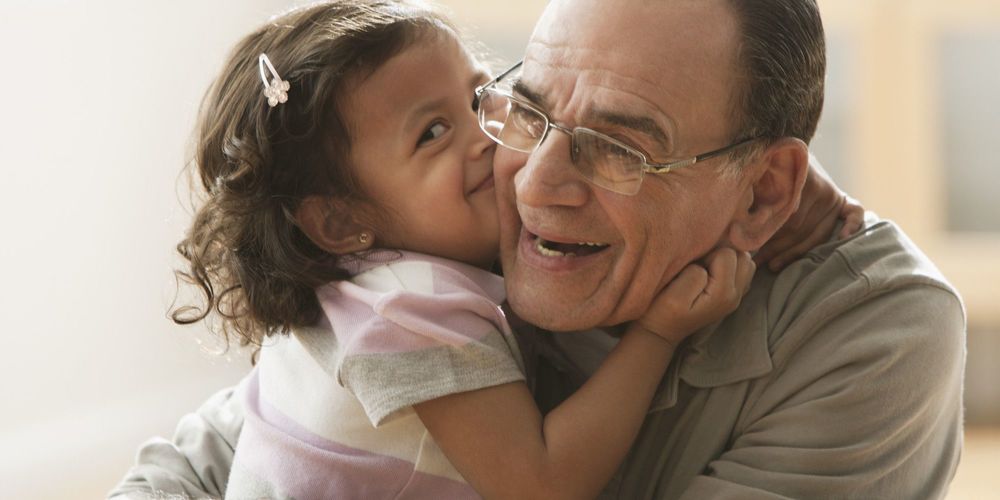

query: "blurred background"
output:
0 0 996 498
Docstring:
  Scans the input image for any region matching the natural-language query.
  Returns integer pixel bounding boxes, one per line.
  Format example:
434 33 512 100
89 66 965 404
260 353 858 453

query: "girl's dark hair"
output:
172 0 454 349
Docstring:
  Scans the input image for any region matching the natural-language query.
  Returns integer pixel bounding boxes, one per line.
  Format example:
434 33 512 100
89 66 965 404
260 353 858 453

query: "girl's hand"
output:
632 248 756 348
755 155 865 272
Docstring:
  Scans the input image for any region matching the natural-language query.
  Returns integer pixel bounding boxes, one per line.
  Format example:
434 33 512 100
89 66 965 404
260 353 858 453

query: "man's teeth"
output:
534 238 605 257
536 238 567 257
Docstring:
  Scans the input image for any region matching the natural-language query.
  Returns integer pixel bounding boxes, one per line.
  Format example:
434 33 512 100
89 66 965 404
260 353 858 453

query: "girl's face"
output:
343 32 498 269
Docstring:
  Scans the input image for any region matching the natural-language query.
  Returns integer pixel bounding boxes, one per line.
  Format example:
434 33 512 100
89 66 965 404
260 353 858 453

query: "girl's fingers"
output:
700 248 740 309
734 251 756 295
768 202 840 271
759 195 831 269
838 197 865 239
756 195 817 265
661 263 709 307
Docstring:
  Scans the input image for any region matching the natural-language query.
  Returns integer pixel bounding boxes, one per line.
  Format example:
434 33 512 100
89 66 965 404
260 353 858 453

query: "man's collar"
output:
649 271 776 412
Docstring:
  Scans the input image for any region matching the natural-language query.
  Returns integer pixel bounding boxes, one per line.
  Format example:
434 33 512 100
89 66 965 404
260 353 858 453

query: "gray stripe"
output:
342 330 526 426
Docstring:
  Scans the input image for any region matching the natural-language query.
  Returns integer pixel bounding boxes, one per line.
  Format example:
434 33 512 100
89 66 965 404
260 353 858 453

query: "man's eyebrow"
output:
511 78 671 154
586 110 672 154
512 78 547 109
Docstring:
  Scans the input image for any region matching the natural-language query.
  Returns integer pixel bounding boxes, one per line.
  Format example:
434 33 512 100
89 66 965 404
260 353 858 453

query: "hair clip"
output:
258 53 290 107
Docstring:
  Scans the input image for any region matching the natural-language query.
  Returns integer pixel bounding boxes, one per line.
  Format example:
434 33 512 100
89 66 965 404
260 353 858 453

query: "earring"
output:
358 232 372 245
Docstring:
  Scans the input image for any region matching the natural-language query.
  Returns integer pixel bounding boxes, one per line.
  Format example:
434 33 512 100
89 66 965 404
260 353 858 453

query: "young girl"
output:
173 1 860 498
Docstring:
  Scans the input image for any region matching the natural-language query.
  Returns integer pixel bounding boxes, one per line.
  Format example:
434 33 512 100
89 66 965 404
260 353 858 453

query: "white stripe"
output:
354 261 436 294
258 334 466 483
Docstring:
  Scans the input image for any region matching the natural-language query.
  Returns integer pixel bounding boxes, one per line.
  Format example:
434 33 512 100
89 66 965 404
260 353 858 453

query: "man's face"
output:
496 0 755 330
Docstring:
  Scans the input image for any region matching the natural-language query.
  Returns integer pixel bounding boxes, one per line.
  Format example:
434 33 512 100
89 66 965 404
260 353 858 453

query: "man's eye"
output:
418 122 449 146
511 105 543 138
604 141 635 161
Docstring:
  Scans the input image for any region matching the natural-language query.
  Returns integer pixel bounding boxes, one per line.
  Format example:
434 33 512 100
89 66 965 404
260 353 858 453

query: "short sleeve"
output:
337 288 525 427
678 285 965 499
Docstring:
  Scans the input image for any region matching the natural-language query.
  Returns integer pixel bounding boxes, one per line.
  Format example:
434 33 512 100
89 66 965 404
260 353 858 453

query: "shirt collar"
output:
649 271 776 412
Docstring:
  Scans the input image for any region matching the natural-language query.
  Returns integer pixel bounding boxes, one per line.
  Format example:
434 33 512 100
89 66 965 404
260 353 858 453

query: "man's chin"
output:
507 295 609 332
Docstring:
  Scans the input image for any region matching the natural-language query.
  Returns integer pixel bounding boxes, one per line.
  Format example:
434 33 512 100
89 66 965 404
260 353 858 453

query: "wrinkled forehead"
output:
523 0 741 149
530 0 739 68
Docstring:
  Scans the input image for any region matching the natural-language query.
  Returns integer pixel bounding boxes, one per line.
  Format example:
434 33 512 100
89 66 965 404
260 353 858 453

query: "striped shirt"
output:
226 251 525 499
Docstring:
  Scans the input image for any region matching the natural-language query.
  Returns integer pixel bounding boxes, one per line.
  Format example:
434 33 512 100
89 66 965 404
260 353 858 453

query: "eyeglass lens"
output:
478 91 541 151
477 90 645 195
573 129 644 194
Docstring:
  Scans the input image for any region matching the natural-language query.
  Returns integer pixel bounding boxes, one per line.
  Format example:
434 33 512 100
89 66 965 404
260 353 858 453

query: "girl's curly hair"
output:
172 0 455 350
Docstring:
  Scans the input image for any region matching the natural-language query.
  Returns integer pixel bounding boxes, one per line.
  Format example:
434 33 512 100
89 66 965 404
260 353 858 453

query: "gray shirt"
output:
110 216 966 499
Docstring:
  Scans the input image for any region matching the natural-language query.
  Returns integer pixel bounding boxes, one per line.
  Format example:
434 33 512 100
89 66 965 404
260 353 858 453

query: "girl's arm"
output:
755 154 865 271
415 249 755 500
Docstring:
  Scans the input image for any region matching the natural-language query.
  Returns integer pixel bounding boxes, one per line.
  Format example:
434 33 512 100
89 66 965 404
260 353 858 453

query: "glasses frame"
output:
474 60 761 194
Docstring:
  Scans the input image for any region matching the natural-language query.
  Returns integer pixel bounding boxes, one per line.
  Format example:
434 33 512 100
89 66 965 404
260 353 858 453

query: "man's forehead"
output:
523 0 741 151
530 0 738 71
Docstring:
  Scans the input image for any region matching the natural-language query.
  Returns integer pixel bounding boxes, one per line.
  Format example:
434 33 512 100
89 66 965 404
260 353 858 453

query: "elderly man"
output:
479 0 965 497
112 0 965 498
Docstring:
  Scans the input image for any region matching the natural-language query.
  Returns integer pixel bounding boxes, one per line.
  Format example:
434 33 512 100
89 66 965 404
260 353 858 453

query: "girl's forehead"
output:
343 30 486 139
415 24 491 74
430 26 484 66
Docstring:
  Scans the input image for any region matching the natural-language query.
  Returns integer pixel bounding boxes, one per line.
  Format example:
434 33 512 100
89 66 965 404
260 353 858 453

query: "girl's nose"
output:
468 123 496 161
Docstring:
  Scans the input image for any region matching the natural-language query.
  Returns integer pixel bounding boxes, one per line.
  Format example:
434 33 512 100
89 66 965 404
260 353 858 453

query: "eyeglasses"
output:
473 61 760 196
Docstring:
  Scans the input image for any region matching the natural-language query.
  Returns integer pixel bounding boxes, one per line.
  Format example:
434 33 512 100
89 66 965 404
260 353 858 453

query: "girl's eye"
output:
418 122 449 146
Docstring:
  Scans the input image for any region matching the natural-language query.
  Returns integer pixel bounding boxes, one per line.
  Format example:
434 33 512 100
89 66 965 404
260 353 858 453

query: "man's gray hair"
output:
728 0 826 155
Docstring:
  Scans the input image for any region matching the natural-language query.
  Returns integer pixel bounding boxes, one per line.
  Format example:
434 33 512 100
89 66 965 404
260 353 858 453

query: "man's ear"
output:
295 196 375 255
727 137 809 251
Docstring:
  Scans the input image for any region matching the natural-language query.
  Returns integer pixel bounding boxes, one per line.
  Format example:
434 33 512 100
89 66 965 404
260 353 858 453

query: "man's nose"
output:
514 130 590 208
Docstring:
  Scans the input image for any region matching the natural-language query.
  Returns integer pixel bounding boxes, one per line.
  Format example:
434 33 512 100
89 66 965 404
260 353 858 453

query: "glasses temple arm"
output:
473 60 525 109
693 137 760 163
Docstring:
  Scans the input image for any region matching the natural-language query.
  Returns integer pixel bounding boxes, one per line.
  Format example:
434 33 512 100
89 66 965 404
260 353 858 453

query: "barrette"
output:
259 53 290 107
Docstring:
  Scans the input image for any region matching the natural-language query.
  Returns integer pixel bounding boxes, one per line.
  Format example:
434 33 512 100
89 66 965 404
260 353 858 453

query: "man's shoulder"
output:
764 213 964 354
674 214 964 389
775 214 958 308
815 216 953 292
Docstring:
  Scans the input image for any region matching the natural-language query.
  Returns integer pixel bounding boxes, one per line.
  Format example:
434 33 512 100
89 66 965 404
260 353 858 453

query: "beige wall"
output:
818 0 1000 328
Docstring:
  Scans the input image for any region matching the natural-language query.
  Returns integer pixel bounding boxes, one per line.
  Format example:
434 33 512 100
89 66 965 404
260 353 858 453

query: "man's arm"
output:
680 283 965 499
109 385 244 499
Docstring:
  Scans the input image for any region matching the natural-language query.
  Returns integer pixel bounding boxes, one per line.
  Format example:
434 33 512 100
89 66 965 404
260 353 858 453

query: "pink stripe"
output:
317 263 509 356
236 371 478 499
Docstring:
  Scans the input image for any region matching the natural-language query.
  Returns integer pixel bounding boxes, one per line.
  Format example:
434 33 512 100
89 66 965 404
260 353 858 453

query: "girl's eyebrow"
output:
404 96 449 133
404 70 493 133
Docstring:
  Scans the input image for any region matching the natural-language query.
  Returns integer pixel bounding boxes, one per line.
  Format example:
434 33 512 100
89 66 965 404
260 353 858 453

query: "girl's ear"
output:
726 137 809 251
296 196 375 254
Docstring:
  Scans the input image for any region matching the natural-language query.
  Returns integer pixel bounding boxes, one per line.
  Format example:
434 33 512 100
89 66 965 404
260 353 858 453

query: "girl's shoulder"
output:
342 250 505 303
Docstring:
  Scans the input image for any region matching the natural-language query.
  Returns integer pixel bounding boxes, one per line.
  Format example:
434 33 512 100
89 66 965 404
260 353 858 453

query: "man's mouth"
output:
530 233 610 257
